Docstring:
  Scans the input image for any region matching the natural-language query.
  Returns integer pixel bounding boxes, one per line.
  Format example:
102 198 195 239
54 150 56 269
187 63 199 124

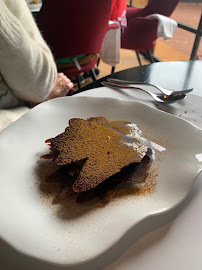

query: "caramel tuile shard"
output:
47 117 148 192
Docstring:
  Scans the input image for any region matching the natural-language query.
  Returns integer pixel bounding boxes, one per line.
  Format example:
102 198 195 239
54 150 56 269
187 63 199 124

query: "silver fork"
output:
101 81 186 103
107 78 193 96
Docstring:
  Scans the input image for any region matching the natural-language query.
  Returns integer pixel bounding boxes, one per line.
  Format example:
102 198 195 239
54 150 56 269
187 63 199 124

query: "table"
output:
1 60 202 270
75 60 202 97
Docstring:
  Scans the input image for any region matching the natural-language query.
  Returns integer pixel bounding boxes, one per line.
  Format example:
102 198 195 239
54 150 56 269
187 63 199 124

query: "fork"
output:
101 81 186 103
107 78 193 96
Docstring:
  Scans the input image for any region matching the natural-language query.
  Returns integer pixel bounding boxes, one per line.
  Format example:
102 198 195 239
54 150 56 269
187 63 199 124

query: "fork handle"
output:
101 81 163 103
108 78 145 85
108 78 193 95
102 81 142 90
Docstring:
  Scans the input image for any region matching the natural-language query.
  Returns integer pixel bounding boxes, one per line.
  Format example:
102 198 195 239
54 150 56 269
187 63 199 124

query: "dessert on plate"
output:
41 117 154 203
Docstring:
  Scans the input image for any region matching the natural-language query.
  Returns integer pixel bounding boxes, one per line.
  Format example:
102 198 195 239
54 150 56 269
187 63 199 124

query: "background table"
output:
1 60 202 270
76 60 202 97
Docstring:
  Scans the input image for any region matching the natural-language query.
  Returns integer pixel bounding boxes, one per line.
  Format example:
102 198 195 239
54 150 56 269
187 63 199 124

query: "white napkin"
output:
100 21 121 66
147 14 178 39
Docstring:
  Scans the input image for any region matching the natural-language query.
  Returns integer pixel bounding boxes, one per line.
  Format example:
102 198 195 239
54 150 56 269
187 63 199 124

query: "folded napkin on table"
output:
147 14 178 39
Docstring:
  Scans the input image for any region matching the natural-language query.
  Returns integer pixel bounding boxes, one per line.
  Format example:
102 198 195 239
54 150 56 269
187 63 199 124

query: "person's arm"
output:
0 0 57 103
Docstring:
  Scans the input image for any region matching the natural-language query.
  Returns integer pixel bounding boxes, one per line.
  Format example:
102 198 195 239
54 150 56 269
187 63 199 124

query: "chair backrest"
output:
140 0 180 17
122 0 180 52
36 0 112 59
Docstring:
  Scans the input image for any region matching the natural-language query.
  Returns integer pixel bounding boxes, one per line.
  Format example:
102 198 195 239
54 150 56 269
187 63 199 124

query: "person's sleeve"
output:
0 0 57 103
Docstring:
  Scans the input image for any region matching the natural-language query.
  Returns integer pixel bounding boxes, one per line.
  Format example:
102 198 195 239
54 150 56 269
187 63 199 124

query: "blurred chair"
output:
36 0 112 88
121 0 180 65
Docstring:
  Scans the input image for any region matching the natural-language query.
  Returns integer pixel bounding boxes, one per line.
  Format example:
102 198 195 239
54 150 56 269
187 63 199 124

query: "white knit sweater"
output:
0 0 57 103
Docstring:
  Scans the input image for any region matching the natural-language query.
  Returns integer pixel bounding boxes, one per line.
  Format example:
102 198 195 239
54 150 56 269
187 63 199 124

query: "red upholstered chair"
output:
121 0 180 64
36 0 112 88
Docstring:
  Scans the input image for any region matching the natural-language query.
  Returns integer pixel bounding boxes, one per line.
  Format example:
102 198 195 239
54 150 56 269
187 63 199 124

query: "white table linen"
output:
147 14 178 39
100 21 121 66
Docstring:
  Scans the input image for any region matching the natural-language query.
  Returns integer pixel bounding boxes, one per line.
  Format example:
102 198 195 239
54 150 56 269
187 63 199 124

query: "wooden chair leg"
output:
89 68 97 82
135 51 142 65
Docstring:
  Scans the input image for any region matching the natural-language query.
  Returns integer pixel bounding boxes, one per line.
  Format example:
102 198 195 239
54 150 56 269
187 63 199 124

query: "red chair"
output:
36 0 112 88
121 0 180 64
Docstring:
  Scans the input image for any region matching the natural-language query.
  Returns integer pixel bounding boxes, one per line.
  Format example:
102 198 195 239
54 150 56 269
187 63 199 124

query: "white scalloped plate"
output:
0 96 202 266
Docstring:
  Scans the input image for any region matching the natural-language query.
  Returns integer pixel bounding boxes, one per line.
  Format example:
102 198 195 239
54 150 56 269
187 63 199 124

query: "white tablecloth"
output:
1 87 202 269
